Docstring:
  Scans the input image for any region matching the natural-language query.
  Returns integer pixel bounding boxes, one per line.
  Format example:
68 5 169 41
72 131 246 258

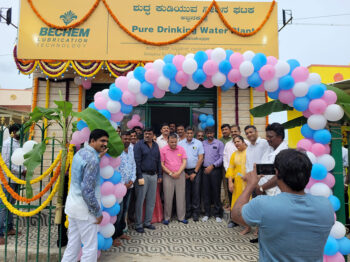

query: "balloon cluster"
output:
11 140 38 165
198 114 215 130
127 114 144 129
74 76 92 90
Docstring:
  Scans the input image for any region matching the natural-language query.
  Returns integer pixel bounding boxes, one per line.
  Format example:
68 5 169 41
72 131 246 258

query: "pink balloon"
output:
203 60 218 76
308 99 328 114
110 215 117 224
311 143 326 157
82 79 92 90
259 65 275 81
133 114 141 121
203 76 214 88
175 71 190 86
127 119 137 129
255 83 266 92
95 96 108 110
173 55 185 71
302 109 312 118
122 90 136 105
322 90 338 105
278 90 295 104
78 248 82 261
145 69 159 84
72 131 85 144
100 211 111 226
325 252 345 262
100 156 110 168
114 183 127 198
334 213 337 222
115 76 128 92
291 66 309 82
306 177 317 189
144 62 153 70
101 181 115 196
153 86 166 99
70 138 79 145
80 127 90 142
109 156 121 169
94 91 103 101
205 49 212 58
111 112 124 122
229 52 244 69
297 139 313 151
228 69 242 83
266 56 278 66
323 173 336 188
324 144 331 154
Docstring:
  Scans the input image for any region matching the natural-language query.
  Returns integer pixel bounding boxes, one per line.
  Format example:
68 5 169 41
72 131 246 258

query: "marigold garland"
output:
29 78 39 140
64 147 74 229
265 91 269 126
44 79 50 140
249 87 254 125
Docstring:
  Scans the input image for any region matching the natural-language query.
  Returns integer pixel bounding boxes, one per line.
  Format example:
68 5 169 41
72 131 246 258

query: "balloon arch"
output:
72 48 348 260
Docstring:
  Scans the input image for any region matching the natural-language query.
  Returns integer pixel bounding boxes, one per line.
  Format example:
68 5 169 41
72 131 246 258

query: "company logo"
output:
59 10 77 25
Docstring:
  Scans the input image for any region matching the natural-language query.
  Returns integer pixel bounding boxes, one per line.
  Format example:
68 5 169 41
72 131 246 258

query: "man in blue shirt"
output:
179 127 204 222
232 149 334 262
134 127 162 233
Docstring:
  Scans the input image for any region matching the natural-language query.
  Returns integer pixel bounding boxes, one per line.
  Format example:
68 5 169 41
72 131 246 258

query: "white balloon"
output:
310 183 332 198
11 148 25 166
126 71 134 80
185 53 195 59
275 60 290 77
211 48 226 63
157 75 170 91
182 58 197 75
306 151 317 164
292 82 309 97
237 77 249 89
186 77 199 90
239 61 254 77
101 194 117 208
324 104 344 122
306 73 321 86
101 89 110 99
243 50 255 61
317 154 335 171
330 221 346 239
127 79 141 94
136 92 148 104
74 76 82 86
152 59 165 72
110 121 118 130
116 198 123 204
22 140 38 154
264 78 279 92
307 114 327 130
107 100 121 113
212 72 226 86
99 223 115 238
304 188 310 194
100 165 114 179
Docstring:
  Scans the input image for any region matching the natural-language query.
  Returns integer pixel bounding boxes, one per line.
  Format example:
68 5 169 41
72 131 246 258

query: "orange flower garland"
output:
29 77 39 140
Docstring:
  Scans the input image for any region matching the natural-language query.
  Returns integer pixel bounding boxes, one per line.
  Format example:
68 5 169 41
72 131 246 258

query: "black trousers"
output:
202 167 223 218
185 168 201 218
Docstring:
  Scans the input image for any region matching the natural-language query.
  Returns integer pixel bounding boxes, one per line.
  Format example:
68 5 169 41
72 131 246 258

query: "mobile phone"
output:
256 164 275 175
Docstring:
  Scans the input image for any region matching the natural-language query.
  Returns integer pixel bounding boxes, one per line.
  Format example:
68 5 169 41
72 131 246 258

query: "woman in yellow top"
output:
225 135 250 235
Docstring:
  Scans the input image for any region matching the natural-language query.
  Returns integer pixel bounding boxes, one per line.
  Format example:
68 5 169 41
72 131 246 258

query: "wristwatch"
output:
259 186 264 193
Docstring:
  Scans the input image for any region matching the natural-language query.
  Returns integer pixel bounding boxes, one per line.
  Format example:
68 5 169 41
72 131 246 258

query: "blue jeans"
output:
113 188 132 239
0 183 18 237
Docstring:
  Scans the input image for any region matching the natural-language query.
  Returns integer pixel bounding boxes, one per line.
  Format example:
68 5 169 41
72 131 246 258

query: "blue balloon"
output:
194 51 208 68
108 84 122 101
311 163 327 180
221 80 233 91
77 120 88 131
219 60 232 75
324 236 339 256
200 122 207 130
104 202 120 216
97 233 105 250
287 59 300 74
337 237 350 255
320 83 327 91
206 118 215 127
313 129 332 144
267 89 280 99
140 81 154 98
301 124 315 139
88 102 97 110
162 63 177 79
328 195 341 212
163 54 174 63
169 80 182 94
103 237 113 250
100 176 105 185
199 114 207 122
293 96 310 112
251 53 267 71
98 109 111 120
134 67 146 82
225 50 234 60
120 102 133 114
192 69 207 84
279 75 295 90
247 72 263 88
107 171 122 184
207 114 214 119
308 84 325 99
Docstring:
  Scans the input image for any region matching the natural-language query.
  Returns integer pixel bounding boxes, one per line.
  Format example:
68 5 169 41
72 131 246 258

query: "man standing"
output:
160 134 187 225
196 131 205 142
220 124 232 210
169 122 177 134
62 129 108 262
232 149 334 262
134 127 162 233
112 131 136 247
0 124 25 245
130 130 138 149
179 127 204 221
156 123 170 149
220 124 231 145
177 124 186 142
202 127 224 223
223 125 244 171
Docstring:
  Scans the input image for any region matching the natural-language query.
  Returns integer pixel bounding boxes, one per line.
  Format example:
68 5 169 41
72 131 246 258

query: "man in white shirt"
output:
223 125 242 171
156 123 170 149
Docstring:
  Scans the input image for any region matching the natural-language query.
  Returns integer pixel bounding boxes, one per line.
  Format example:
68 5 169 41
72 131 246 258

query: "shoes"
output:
178 219 188 224
0 237 4 245
185 214 191 220
112 239 122 247
144 224 156 230
7 229 20 236
135 227 145 233
250 238 259 243
228 221 237 228
216 217 223 223
193 216 199 222
162 220 170 225
202 216 209 222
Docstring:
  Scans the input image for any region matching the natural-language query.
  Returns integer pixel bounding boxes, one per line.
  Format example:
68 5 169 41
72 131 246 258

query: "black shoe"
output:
250 238 259 243
193 216 199 222
144 224 156 230
185 213 192 220
136 227 145 233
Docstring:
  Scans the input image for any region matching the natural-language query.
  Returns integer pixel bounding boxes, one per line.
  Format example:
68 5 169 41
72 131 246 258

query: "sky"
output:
0 0 349 90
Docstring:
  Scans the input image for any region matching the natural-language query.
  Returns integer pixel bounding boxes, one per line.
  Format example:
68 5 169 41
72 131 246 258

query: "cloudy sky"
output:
0 0 349 90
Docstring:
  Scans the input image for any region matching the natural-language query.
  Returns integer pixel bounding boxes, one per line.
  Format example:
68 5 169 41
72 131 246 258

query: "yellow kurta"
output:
225 149 247 209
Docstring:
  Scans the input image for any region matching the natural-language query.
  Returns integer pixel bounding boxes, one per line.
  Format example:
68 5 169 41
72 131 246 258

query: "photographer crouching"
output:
232 149 334 262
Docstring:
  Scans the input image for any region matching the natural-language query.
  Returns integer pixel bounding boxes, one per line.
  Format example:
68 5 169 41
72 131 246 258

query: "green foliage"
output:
282 116 307 130
249 100 294 117
326 85 350 104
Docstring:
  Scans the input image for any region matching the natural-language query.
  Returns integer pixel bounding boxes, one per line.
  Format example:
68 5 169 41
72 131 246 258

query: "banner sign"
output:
17 0 278 61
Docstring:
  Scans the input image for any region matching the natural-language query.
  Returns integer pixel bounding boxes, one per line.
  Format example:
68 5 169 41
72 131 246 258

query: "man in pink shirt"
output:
160 133 187 225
